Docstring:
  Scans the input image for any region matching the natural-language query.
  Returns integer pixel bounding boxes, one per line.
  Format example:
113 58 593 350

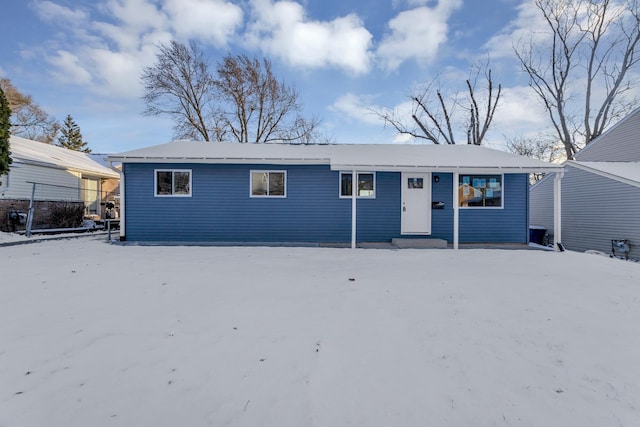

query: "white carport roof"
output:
567 161 640 188
109 140 563 173
10 135 120 178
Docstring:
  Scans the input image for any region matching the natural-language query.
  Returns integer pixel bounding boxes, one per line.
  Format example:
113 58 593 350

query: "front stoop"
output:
392 238 448 249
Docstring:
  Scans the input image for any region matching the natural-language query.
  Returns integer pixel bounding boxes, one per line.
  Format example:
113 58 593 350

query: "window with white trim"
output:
458 174 503 208
251 171 286 197
340 172 376 198
155 169 192 197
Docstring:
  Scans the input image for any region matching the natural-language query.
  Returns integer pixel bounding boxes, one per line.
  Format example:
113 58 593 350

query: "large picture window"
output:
251 171 286 197
458 174 503 208
155 169 191 197
340 172 376 198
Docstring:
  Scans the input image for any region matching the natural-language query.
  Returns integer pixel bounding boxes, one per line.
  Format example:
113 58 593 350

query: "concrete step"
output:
392 238 448 249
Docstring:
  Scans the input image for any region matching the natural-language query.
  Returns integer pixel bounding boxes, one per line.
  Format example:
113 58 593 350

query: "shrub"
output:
49 203 84 228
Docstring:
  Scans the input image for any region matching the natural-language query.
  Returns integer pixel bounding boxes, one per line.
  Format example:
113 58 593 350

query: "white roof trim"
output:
109 141 564 173
566 161 640 188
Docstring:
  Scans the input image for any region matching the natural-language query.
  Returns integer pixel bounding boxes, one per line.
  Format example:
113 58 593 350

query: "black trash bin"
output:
529 226 546 245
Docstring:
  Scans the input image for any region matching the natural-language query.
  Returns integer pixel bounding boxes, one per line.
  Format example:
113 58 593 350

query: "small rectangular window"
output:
155 169 192 197
458 174 502 208
251 171 286 197
340 172 376 198
407 178 423 189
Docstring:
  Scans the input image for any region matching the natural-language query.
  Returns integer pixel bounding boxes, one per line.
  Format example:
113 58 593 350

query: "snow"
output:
108 140 563 173
9 135 119 178
1 235 640 426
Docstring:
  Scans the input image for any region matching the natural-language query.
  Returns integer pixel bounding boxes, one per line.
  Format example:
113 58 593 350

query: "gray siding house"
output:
530 108 640 259
0 136 120 231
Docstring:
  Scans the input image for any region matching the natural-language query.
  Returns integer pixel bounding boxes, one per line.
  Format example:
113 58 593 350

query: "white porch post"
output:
553 170 563 251
351 170 357 249
453 171 459 250
118 166 125 240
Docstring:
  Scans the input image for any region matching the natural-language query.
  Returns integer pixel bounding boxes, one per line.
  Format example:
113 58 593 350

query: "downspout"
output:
553 170 564 251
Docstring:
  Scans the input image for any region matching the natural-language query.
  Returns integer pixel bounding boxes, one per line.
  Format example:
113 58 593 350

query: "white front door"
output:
401 173 431 235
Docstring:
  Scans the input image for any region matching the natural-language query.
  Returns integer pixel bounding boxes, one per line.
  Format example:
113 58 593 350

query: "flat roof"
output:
109 141 563 173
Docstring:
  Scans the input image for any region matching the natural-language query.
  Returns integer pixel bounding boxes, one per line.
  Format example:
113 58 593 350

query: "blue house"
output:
108 141 563 248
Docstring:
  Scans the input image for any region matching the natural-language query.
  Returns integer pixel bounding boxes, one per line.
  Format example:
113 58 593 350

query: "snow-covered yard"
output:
1 235 639 426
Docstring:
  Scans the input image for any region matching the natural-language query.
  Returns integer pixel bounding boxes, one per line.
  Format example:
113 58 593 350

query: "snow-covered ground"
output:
1 235 639 426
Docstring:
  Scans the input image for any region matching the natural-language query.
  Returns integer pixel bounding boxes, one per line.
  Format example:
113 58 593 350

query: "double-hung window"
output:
458 174 503 208
251 171 286 197
155 169 192 197
339 172 375 198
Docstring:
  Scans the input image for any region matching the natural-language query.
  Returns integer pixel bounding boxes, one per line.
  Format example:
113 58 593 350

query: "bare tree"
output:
507 135 565 182
141 41 216 141
214 54 318 143
515 0 640 160
506 135 563 163
142 42 319 144
0 78 59 143
377 65 501 145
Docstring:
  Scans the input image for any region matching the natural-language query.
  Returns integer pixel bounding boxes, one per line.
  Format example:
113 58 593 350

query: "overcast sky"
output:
0 0 615 153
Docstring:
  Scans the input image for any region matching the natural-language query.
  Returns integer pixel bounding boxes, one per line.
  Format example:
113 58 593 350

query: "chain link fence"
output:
1 181 119 235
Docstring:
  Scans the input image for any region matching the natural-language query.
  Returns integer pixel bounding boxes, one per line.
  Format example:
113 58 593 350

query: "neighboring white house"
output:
1 135 120 230
530 108 640 259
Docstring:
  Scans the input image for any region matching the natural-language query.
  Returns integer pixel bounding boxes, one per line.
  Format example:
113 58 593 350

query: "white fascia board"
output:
15 158 119 178
108 156 331 165
329 164 564 174
566 161 640 188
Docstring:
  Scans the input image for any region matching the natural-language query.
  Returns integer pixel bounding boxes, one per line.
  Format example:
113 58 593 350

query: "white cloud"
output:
29 0 244 99
377 0 463 70
164 0 243 46
31 0 89 23
485 0 567 59
329 93 385 125
89 49 147 97
245 0 373 74
105 0 167 32
494 85 547 128
48 50 93 85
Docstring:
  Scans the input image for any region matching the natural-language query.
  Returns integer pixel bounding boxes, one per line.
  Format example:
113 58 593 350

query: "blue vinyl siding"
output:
123 163 528 243
124 163 399 243
459 173 529 243
422 173 529 243
430 173 454 242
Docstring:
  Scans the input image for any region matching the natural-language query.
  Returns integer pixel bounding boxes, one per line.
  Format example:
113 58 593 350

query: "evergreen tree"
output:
0 87 12 176
57 114 91 153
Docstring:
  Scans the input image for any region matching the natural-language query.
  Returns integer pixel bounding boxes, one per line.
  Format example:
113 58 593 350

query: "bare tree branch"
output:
0 78 59 143
142 43 319 144
514 0 640 160
141 40 215 141
374 65 501 145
